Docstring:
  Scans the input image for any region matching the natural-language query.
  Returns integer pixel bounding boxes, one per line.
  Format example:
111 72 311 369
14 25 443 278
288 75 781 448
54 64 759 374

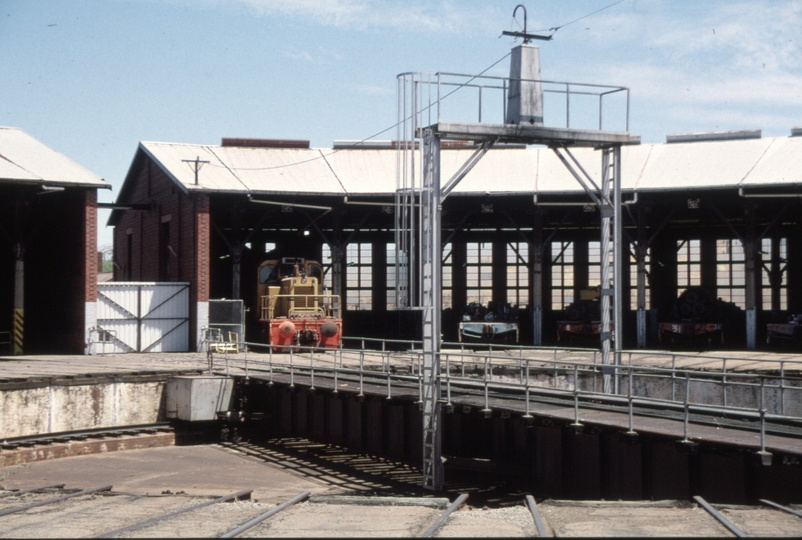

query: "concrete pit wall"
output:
0 376 168 439
237 379 802 505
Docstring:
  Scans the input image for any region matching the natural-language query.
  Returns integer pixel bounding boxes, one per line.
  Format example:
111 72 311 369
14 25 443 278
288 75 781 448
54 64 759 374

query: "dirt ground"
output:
2 444 802 537
0 445 536 537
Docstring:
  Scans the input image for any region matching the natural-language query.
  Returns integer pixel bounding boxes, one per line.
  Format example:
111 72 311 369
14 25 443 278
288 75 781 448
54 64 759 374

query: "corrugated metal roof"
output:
141 141 346 195
136 135 802 198
0 126 108 188
633 138 778 191
740 137 802 187
321 149 396 195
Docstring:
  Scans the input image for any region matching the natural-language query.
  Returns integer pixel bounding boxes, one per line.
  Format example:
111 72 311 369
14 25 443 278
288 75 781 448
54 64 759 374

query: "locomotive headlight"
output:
321 321 339 338
279 320 296 336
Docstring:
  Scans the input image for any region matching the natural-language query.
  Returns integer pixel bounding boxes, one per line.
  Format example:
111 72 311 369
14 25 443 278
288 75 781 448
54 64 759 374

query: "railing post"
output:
523 358 532 420
333 347 339 395
627 366 635 434
682 372 691 442
268 344 274 386
289 345 295 389
481 356 491 418
570 363 582 430
358 350 364 398
445 354 452 410
386 359 392 400
244 341 249 379
671 355 677 401
310 347 315 392
760 376 766 453
780 361 785 415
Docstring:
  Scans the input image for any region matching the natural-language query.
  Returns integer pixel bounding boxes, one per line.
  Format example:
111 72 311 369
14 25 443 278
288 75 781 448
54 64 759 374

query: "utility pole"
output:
182 156 209 185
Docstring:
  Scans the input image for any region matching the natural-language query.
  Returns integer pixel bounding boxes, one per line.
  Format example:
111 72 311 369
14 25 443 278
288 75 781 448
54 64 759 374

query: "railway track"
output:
0 479 799 537
1 423 174 450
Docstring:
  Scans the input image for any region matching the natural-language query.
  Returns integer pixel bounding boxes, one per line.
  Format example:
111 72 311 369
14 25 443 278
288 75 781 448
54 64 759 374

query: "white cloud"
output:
282 45 343 65
342 83 394 96
643 1 802 74
227 0 504 34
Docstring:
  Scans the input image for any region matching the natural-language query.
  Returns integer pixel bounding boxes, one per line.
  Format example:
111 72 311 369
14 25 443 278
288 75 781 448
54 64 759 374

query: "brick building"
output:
110 133 802 351
0 127 110 354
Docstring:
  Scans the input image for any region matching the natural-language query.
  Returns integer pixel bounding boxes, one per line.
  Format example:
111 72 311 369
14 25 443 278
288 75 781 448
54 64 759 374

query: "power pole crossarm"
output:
182 156 210 185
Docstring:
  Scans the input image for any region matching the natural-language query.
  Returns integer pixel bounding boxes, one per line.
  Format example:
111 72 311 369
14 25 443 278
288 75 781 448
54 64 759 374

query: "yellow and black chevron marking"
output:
13 308 23 355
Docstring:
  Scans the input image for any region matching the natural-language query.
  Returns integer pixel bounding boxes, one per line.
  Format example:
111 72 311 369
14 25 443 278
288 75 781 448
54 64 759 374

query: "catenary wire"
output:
202 52 511 173
533 0 626 35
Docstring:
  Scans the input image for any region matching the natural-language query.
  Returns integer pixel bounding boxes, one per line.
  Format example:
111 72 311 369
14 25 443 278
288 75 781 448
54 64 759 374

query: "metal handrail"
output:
398 70 630 133
205 339 802 455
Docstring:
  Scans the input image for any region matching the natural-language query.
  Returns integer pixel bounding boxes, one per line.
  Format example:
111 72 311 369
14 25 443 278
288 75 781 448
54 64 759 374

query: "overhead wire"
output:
532 0 626 35
202 1 624 175
204 52 511 173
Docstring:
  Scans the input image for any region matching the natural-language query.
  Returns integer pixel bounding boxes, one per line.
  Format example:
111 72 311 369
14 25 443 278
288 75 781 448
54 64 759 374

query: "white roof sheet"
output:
139 135 802 198
0 126 108 188
321 149 396 195
633 138 778 191
739 137 802 187
141 142 345 195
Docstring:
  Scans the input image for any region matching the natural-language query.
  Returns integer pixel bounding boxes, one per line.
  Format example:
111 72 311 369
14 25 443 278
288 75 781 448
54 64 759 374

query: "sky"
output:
2 0 801 249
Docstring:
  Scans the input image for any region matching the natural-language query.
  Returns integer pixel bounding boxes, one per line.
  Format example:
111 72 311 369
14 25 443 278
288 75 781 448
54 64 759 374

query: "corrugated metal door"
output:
96 282 190 352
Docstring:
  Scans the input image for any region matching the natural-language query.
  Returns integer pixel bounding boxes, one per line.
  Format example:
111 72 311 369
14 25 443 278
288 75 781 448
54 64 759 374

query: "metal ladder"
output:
599 146 622 394
421 129 443 491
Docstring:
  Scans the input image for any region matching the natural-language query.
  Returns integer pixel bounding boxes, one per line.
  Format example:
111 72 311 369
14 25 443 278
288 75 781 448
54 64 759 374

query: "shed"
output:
0 127 110 354
109 134 802 351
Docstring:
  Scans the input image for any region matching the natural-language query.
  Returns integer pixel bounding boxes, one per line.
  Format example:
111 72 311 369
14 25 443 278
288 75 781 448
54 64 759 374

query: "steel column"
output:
600 149 614 393
745 207 758 350
421 129 443 490
636 205 648 348
532 209 543 346
13 245 24 355
613 146 623 391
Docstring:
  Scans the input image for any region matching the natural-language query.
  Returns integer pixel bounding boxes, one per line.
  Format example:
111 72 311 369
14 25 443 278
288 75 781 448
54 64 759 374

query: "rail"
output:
204 338 802 452
99 489 253 538
0 485 113 518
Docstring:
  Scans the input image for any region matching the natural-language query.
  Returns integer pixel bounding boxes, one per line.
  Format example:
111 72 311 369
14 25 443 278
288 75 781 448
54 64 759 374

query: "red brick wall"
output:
113 154 211 349
194 194 210 303
84 189 98 303
114 158 199 284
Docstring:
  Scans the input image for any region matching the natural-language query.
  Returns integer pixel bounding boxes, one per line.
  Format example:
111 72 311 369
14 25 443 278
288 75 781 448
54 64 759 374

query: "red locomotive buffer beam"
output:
257 258 342 351
270 318 342 349
658 322 725 344
557 321 612 342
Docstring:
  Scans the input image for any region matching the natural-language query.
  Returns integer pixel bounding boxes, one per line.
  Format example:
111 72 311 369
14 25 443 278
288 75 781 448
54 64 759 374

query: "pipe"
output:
420 494 469 537
693 496 746 538
221 491 311 538
532 192 637 206
0 485 113 517
738 187 802 198
343 196 398 207
248 196 332 212
99 489 253 538
0 484 66 499
759 499 802 519
525 495 549 537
